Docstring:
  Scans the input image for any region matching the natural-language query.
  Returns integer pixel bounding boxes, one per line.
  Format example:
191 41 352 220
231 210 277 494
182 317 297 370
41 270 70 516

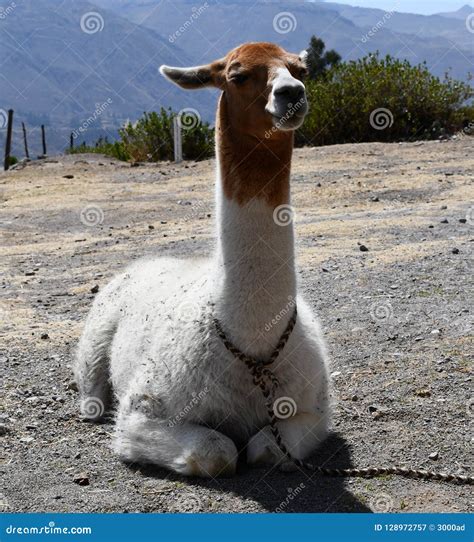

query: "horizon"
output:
320 0 473 15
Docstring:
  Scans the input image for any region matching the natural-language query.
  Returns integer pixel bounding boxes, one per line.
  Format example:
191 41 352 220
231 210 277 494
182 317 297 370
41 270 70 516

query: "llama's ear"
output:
159 61 225 90
298 50 308 66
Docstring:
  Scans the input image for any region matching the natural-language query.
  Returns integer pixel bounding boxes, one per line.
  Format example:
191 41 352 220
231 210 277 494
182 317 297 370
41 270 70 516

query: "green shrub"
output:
67 108 214 162
68 137 130 161
119 108 214 162
297 53 474 146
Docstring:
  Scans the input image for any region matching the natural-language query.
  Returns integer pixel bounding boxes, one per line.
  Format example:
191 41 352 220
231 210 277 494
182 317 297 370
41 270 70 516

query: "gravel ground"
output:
0 140 473 513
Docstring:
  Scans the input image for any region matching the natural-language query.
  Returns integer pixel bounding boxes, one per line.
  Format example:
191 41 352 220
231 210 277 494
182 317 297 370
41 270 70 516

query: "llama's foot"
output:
247 412 328 467
113 411 238 478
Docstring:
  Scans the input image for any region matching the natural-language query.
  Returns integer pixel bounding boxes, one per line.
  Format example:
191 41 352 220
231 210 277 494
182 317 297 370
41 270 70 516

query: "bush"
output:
119 108 214 162
68 137 130 161
297 53 474 146
67 108 214 162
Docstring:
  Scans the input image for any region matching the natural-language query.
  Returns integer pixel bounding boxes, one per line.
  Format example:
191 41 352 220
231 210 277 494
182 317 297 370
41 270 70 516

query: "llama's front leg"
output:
247 412 328 467
113 410 238 477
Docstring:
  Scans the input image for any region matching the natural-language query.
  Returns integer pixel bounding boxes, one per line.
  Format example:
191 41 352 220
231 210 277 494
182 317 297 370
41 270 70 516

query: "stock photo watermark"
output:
273 12 297 34
273 204 295 226
370 108 394 130
177 108 201 130
80 205 104 227
0 1 16 20
80 12 105 34
169 2 209 43
72 99 113 140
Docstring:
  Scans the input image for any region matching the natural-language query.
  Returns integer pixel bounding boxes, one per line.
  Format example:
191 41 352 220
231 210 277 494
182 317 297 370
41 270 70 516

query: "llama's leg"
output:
74 317 118 421
113 409 238 477
247 412 328 466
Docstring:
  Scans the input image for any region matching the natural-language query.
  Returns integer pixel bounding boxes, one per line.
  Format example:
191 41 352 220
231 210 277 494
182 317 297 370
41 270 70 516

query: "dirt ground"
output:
0 139 473 513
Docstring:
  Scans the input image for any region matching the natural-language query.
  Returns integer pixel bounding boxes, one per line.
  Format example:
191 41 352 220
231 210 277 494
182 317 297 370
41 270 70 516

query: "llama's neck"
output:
213 95 297 358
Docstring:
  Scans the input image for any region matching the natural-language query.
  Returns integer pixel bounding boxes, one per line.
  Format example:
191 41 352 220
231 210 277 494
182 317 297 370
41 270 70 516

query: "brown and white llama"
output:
74 42 331 477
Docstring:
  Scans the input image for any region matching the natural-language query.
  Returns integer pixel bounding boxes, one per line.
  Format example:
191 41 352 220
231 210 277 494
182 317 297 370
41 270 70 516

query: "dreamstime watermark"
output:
275 483 306 512
80 397 105 419
177 108 201 130
0 1 16 20
168 388 209 427
72 99 113 140
0 108 8 129
466 13 474 33
370 492 394 512
80 205 104 227
370 300 394 323
273 204 295 226
182 200 210 222
370 108 394 130
80 12 104 34
176 299 202 322
361 5 398 43
169 2 209 43
273 11 297 34
265 295 296 333
265 97 306 139
273 396 297 419
5 522 92 536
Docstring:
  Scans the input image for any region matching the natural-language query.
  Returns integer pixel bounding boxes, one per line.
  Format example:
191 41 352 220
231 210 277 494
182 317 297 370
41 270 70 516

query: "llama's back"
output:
75 256 211 419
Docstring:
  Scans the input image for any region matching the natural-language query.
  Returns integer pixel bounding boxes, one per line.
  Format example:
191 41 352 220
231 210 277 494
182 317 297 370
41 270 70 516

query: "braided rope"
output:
214 309 474 486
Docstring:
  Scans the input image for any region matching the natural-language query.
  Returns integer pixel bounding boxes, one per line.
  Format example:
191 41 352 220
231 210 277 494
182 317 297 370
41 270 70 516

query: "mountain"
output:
436 4 473 20
324 2 474 50
91 0 474 81
0 0 202 156
1 0 472 156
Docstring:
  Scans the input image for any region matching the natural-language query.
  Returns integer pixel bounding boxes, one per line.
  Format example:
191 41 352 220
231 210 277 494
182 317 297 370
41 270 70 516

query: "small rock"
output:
452 248 460 254
429 451 439 460
20 436 34 444
0 423 9 435
148 225 154 230
371 196 379 202
351 394 358 402
415 389 431 397
440 218 449 224
25 271 36 276
73 473 90 486
431 329 441 336
63 175 74 179
90 285 99 294
40 333 49 340
74 452 81 460
359 244 369 252
459 218 467 224
66 380 78 392
440 205 447 210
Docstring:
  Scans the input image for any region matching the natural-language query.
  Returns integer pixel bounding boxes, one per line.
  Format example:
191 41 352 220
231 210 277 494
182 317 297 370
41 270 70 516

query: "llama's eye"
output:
299 68 308 79
230 72 249 85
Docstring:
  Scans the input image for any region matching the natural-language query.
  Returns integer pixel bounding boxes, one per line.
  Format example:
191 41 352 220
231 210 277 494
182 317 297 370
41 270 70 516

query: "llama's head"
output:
160 42 308 137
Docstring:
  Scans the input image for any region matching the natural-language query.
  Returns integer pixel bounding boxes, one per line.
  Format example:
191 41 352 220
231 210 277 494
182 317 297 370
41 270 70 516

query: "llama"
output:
75 42 331 477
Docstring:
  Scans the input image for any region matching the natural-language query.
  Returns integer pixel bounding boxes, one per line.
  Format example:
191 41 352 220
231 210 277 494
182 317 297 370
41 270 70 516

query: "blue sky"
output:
322 0 473 15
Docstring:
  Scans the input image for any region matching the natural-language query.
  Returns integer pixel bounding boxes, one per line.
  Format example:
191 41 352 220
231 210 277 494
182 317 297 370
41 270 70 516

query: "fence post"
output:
70 132 74 151
41 124 47 156
22 122 30 159
3 109 14 171
173 116 182 163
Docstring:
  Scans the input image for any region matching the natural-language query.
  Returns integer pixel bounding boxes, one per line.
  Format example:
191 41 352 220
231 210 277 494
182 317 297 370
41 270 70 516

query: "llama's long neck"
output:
213 95 297 358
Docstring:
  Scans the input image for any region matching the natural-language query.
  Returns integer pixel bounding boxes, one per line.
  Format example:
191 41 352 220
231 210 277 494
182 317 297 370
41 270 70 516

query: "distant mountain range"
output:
1 0 473 156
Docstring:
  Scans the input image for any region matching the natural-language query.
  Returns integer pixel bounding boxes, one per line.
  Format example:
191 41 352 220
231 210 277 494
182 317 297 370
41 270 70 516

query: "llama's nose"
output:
274 84 305 105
